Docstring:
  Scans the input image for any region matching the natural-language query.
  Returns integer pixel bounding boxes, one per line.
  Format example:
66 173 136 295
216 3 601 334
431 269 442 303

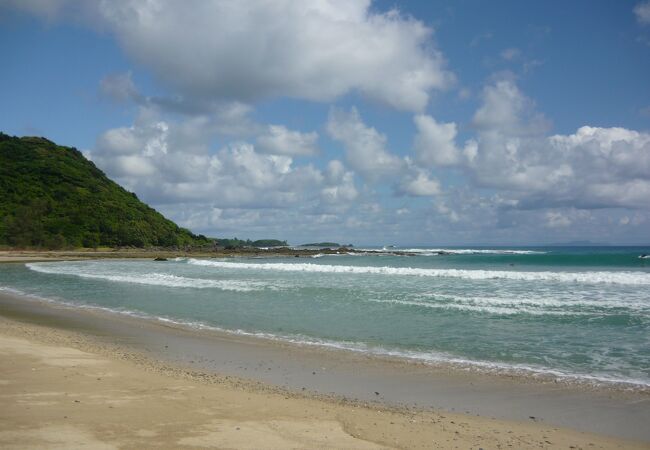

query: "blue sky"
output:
2 0 650 245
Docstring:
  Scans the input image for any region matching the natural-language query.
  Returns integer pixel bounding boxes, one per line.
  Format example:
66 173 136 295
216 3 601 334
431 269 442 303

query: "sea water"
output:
1 246 649 388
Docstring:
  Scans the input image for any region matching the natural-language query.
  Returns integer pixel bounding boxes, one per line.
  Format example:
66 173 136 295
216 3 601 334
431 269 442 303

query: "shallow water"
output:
1 246 649 388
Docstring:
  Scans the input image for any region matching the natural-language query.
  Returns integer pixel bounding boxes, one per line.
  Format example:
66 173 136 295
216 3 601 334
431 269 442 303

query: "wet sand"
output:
1 291 649 448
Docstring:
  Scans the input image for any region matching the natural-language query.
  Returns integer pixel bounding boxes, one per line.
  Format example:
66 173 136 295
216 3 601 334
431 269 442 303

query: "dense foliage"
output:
0 133 209 249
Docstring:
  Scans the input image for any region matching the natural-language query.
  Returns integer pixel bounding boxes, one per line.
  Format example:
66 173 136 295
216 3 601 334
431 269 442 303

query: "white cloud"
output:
256 125 319 156
320 160 359 206
399 171 441 196
467 79 650 210
413 114 462 166
92 110 321 208
327 107 405 181
635 1 650 24
88 102 650 243
96 120 169 164
472 79 549 136
10 0 453 111
397 159 441 197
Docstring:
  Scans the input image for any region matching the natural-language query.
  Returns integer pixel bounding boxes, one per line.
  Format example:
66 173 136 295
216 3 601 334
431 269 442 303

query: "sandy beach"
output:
0 289 648 449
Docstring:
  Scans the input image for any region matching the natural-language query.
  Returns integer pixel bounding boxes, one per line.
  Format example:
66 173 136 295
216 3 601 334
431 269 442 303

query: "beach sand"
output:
1 306 648 449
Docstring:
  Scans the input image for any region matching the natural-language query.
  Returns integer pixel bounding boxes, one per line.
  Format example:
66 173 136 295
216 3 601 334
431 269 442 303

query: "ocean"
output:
1 246 649 389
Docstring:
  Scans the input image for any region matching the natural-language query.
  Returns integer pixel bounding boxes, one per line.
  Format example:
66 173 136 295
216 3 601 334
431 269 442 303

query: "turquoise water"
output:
1 246 649 388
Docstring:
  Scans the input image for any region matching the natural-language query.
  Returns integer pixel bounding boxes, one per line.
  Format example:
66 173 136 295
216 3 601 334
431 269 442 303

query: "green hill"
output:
301 242 342 248
0 132 209 249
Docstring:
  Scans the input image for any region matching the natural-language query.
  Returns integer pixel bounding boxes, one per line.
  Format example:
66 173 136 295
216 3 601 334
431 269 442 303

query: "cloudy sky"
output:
1 0 650 245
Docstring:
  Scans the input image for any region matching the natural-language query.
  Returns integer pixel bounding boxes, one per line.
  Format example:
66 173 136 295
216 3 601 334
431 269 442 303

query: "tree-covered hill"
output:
0 132 209 249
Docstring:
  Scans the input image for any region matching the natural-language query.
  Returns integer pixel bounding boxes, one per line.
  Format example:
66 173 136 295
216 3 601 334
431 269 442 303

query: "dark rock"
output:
154 257 168 261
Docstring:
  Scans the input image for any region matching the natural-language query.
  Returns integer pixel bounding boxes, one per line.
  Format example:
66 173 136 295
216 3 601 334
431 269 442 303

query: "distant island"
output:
301 242 353 248
214 238 288 249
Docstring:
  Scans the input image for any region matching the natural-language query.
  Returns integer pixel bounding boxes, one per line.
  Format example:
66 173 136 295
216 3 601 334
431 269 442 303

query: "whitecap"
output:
185 259 650 285
26 263 275 291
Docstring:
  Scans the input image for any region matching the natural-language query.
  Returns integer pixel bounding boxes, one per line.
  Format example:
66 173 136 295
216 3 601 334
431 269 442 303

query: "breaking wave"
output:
374 247 547 255
26 263 274 291
186 259 650 285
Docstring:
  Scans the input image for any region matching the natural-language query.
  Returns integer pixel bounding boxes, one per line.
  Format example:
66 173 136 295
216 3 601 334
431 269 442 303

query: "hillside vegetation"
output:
0 133 209 249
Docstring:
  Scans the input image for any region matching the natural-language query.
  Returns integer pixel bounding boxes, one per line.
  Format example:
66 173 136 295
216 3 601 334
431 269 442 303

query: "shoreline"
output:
0 247 362 264
1 290 649 446
4 318 647 449
5 278 649 394
0 245 474 264
9 257 650 393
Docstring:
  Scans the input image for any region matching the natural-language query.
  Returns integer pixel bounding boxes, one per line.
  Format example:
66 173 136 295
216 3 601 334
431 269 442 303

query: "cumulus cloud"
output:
466 79 650 210
472 79 549 136
327 108 450 199
399 170 441 196
84 97 650 243
256 125 319 156
320 160 359 207
397 159 441 196
635 1 650 24
91 109 341 212
413 115 460 166
327 107 405 181
8 0 453 111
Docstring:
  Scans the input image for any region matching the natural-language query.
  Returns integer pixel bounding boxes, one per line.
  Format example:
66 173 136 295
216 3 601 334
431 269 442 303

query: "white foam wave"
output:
3 284 648 389
416 292 650 311
427 248 544 255
0 285 34 297
186 259 650 285
362 247 547 255
26 263 273 291
366 298 589 316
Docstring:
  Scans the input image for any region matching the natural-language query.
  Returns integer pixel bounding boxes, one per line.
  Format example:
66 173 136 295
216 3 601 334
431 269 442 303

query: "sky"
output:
1 0 650 246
